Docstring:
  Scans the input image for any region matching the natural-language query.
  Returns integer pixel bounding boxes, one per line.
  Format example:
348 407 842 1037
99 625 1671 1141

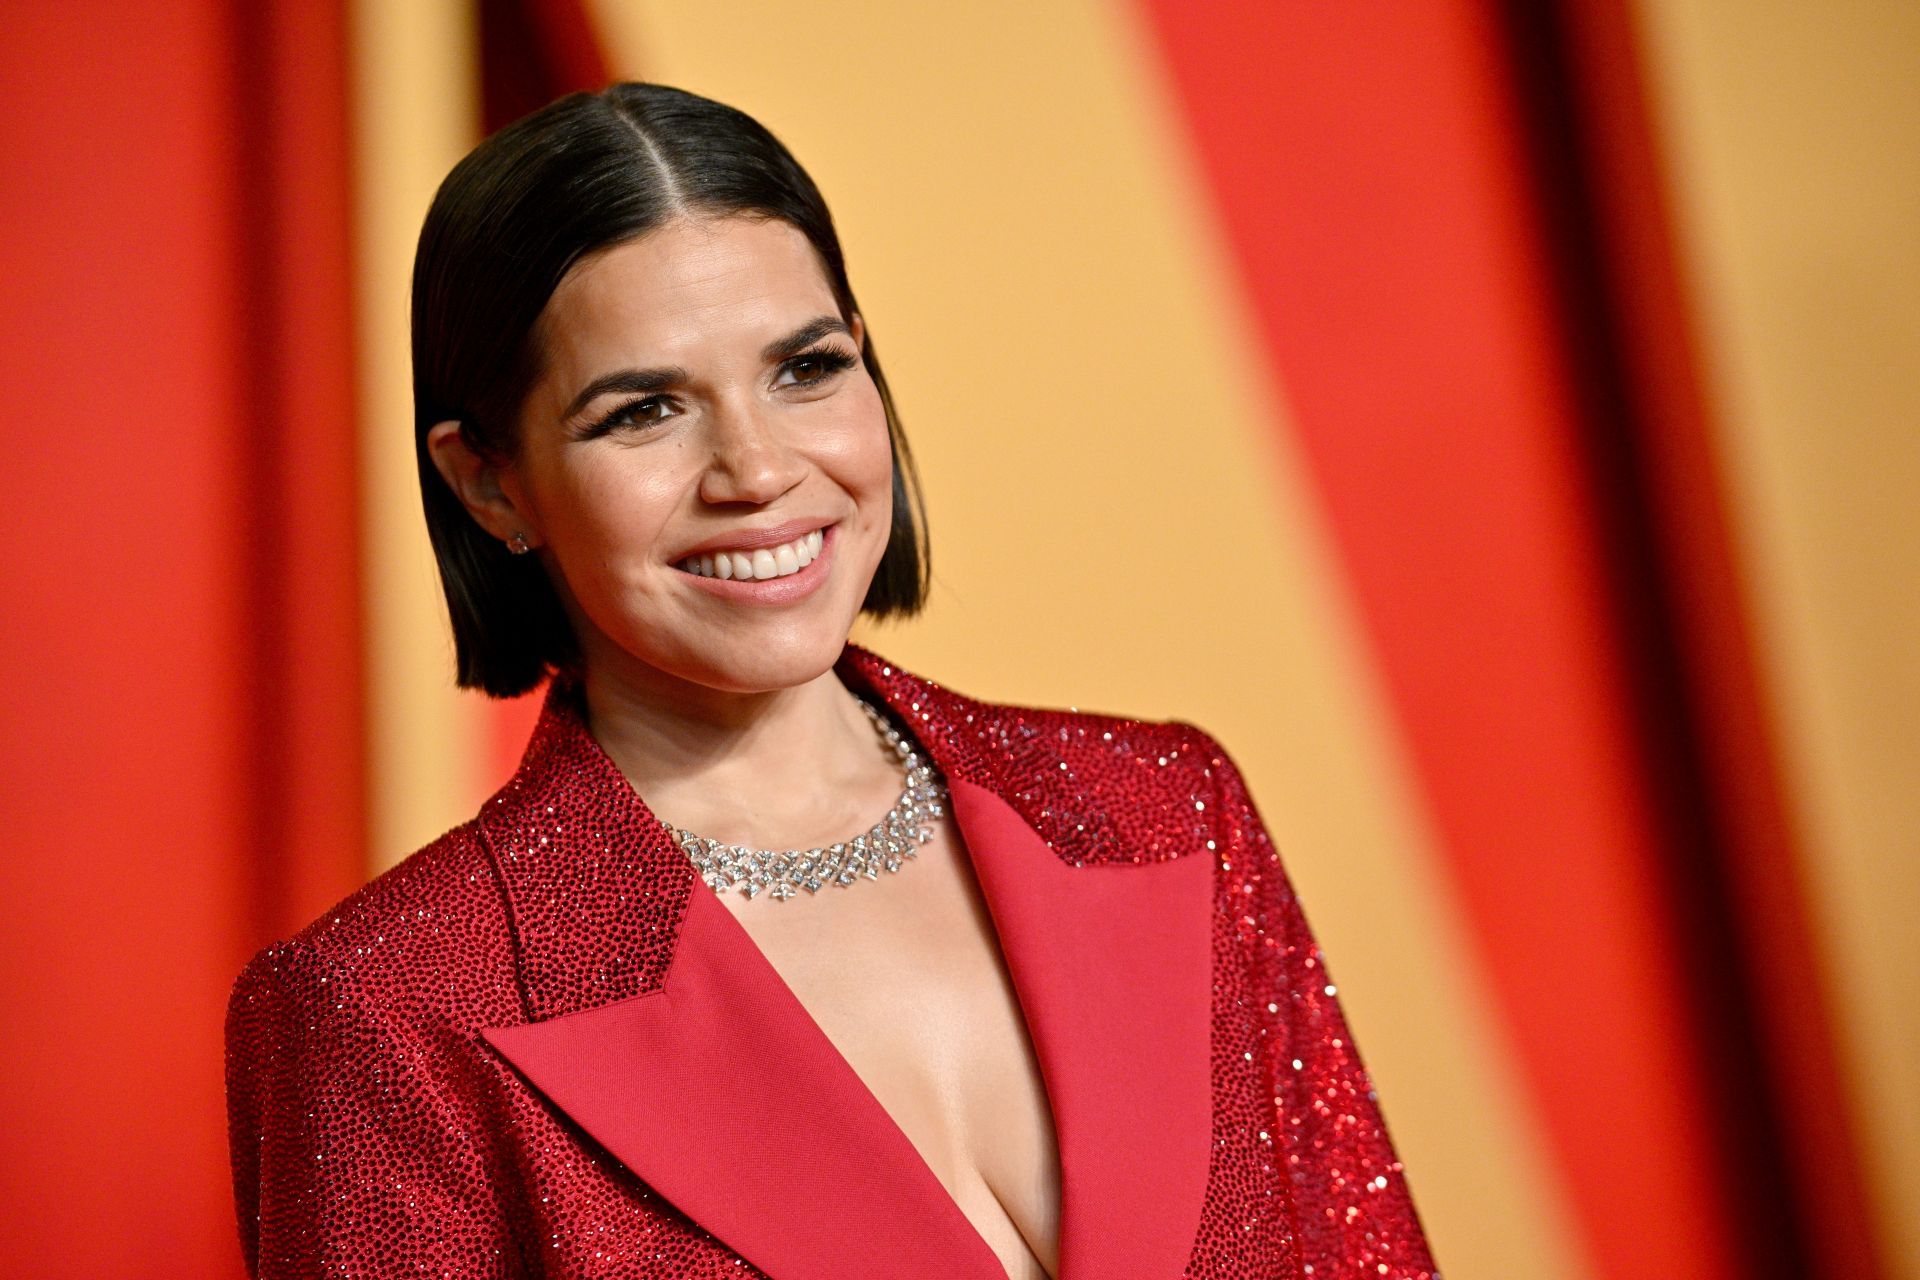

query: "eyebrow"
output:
761 315 852 362
559 315 854 422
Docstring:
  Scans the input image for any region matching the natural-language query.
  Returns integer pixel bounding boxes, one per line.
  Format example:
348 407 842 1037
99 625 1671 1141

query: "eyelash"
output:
584 346 860 438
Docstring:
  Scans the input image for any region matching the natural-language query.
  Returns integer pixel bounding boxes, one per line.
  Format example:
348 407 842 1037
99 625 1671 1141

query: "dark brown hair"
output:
412 82 931 697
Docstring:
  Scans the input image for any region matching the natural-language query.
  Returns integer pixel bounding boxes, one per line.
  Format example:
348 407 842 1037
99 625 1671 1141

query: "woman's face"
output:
492 213 895 696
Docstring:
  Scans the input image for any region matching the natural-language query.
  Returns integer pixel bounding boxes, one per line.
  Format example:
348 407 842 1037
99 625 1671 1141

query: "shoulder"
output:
961 685 1234 795
853 643 1234 802
955 686 1251 864
223 828 526 1234
1011 699 1220 789
227 820 522 1040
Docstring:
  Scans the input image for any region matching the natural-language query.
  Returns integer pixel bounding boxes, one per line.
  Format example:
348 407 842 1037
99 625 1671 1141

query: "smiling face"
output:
473 213 896 696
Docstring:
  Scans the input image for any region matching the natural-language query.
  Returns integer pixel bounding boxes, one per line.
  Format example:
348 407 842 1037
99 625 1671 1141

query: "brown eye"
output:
775 346 858 390
586 395 678 439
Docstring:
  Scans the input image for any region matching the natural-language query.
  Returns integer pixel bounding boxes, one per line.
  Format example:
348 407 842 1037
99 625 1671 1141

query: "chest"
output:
719 815 1062 1280
477 769 1238 1280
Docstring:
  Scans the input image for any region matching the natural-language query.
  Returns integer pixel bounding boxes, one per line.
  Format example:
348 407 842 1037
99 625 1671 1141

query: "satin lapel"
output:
483 881 1007 1280
945 775 1214 1280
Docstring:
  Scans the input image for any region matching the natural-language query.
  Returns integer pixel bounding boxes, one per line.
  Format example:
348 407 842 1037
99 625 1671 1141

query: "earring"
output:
507 532 533 555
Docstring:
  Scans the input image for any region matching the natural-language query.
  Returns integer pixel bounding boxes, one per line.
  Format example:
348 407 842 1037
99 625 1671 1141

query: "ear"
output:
849 311 866 353
425 420 541 550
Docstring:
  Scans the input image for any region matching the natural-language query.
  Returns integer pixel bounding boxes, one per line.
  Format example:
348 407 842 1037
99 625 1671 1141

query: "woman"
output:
224 83 1437 1280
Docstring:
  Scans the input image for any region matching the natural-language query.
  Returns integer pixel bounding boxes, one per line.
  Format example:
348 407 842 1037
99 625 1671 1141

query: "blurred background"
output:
2 1 1914 1277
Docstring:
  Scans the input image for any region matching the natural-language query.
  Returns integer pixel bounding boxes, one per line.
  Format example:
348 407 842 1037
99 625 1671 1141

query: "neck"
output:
576 641 900 851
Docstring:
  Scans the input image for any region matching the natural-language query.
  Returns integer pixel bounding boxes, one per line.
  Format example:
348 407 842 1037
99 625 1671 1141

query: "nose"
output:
695 398 807 506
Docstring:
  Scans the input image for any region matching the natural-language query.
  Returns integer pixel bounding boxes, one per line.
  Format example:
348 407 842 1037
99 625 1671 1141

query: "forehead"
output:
539 214 839 368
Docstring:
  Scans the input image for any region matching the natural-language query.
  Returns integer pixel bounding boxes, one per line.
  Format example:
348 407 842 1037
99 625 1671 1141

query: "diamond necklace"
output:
665 696 947 902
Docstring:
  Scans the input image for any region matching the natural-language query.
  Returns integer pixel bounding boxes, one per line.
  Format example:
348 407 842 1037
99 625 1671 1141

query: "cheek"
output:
820 383 895 501
530 448 684 570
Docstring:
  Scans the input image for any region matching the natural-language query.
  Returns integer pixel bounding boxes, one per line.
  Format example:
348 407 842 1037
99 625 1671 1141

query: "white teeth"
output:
677 526 828 580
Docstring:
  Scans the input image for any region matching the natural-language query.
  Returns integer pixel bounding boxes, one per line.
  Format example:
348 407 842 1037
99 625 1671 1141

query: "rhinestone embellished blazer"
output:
224 641 1438 1279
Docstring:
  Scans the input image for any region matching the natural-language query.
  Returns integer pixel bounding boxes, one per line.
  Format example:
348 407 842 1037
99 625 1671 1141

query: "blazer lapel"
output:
483 880 1005 1279
476 644 1214 1280
945 775 1213 1280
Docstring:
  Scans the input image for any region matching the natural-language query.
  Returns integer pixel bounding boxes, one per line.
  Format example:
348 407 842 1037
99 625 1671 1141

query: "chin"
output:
650 619 854 695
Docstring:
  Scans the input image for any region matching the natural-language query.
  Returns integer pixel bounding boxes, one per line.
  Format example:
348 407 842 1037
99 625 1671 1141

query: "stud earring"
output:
507 532 533 555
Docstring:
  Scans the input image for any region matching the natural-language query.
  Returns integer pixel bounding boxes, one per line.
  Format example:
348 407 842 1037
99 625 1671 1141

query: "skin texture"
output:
429 215 900 845
428 213 1061 1278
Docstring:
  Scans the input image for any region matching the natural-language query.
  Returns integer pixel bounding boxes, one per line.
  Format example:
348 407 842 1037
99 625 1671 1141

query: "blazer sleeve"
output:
224 939 523 1279
1184 724 1440 1278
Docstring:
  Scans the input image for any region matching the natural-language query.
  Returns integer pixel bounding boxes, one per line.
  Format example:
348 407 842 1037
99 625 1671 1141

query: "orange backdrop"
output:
1 1 1913 1277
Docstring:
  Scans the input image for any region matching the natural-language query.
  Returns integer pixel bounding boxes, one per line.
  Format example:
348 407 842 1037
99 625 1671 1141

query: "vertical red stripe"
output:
1549 4 1886 1274
475 0 614 789
0 1 362 1273
478 0 612 133
1136 4 1748 1277
3 5 245 1276
232 0 368 942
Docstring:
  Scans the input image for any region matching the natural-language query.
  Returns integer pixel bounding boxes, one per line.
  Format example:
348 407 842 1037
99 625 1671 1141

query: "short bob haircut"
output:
412 82 931 698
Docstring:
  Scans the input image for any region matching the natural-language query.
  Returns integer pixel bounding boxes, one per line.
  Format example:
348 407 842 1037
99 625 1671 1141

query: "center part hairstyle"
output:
411 82 932 698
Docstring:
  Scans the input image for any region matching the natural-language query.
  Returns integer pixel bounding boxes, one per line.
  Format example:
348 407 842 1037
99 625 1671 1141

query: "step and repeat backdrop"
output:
3 2 1913 1276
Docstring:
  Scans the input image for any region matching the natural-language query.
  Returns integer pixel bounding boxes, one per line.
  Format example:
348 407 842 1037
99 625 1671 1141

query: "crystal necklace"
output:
665 696 947 902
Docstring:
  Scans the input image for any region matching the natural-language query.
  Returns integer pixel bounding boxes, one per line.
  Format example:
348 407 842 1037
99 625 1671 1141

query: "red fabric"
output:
479 0 611 134
473 0 613 787
225 642 1436 1277
1550 6 1878 1273
1 2 360 1276
1133 6 1759 1277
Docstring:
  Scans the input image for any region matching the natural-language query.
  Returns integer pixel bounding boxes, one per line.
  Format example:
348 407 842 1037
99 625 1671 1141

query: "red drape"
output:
0 1 362 1276
474 0 611 789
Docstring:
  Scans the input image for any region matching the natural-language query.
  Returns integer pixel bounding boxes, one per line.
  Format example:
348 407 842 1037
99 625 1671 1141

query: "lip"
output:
674 516 836 560
672 521 837 605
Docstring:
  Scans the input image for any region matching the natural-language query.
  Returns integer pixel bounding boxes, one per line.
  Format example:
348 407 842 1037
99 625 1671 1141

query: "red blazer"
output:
225 642 1437 1279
